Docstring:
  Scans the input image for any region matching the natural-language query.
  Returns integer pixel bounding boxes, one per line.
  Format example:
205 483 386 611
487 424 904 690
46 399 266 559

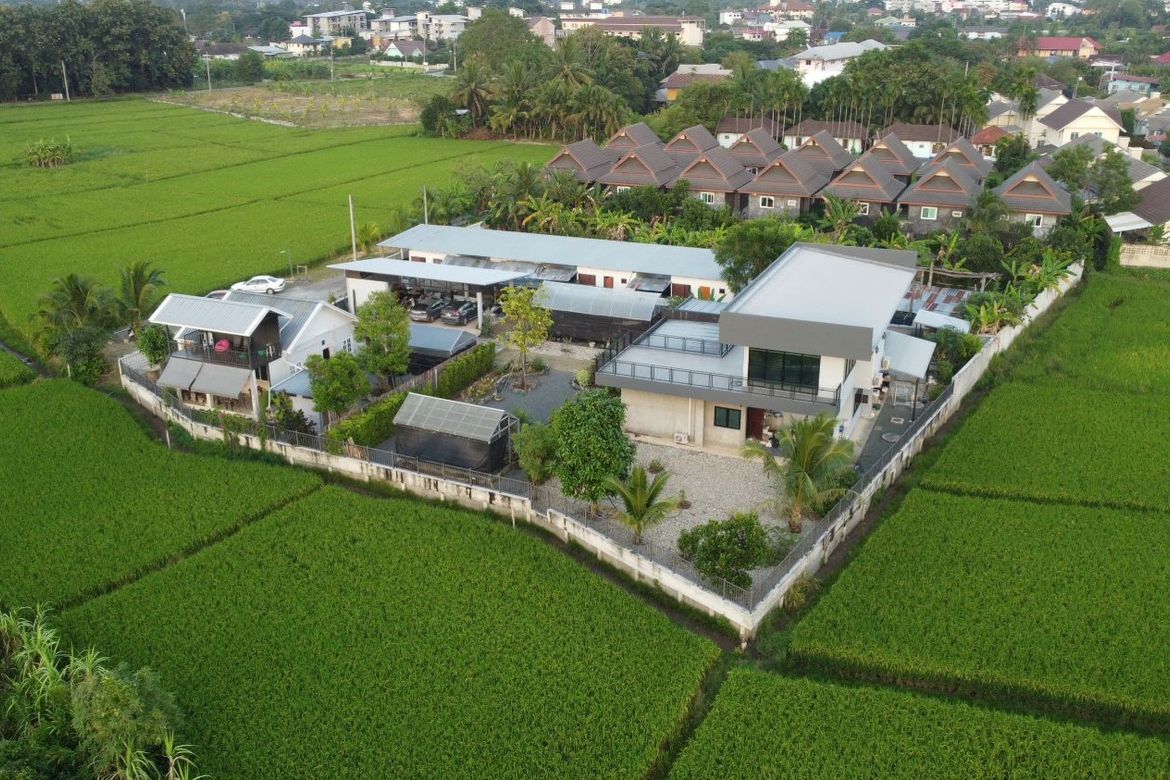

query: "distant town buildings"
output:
561 14 706 46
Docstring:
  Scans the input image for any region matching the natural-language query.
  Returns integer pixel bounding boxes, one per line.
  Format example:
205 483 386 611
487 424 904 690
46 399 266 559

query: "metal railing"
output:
173 342 281 368
596 358 842 406
633 332 732 357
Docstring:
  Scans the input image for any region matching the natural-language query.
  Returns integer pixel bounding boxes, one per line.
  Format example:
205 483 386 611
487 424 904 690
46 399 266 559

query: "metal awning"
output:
329 257 529 287
884 331 936 380
627 274 671 293
913 308 971 333
190 363 253 397
269 369 313 399
1106 212 1153 233
157 357 202 391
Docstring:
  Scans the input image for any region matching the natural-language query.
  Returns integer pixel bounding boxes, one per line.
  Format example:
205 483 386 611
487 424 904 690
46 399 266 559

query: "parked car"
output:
230 275 286 294
441 300 477 325
409 296 446 322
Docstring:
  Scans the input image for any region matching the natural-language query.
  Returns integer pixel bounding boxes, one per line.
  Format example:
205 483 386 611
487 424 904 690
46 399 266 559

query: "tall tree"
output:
452 56 492 127
354 291 411 385
306 352 370 427
117 261 166 333
1089 149 1139 215
499 285 551 389
715 218 814 292
550 389 634 505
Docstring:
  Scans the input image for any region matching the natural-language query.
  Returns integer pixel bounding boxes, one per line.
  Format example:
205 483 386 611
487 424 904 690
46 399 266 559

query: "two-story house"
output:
897 159 982 235
594 243 931 451
1037 98 1125 146
993 161 1073 234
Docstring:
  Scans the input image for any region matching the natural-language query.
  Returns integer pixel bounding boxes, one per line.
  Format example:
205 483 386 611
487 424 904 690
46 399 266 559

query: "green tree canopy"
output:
456 9 548 73
354 290 411 383
715 218 814 292
306 352 370 423
499 285 552 388
550 390 634 504
1089 149 1139 215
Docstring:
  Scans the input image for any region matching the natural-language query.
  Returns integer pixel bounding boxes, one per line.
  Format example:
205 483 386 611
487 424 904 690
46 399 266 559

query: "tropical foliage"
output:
549 390 634 504
677 512 793 588
603 465 677 545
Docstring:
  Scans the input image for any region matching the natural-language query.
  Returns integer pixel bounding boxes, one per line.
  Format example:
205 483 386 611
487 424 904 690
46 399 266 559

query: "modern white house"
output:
594 243 934 453
790 39 887 87
148 293 357 420
304 9 369 37
1037 99 1125 147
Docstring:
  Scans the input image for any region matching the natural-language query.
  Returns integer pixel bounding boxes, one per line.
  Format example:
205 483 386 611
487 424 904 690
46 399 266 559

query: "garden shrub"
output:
434 342 495 398
678 512 791 589
514 422 557 484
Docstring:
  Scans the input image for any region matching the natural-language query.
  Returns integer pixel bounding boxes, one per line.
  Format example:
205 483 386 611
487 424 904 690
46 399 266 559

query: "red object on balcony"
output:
214 339 231 352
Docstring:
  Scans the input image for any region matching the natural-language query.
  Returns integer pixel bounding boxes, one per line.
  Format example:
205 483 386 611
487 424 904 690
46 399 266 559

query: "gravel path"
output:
632 441 782 549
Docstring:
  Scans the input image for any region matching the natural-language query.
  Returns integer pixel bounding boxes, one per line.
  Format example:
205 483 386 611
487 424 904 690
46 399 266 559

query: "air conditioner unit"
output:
673 432 690 444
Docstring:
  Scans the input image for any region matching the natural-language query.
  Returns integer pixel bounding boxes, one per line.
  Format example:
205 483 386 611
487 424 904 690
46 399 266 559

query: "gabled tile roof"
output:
929 137 992 180
664 124 719 163
823 154 905 202
880 122 962 144
605 122 661 151
1039 98 1123 130
546 139 620 182
726 128 784 168
972 126 1011 146
865 134 921 177
739 150 831 197
993 162 1072 215
1133 177 1170 225
714 116 782 137
898 159 980 208
598 143 681 188
674 147 754 192
792 130 854 174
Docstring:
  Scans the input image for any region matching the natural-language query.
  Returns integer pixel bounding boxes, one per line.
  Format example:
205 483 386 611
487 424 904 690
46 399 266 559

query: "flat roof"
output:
150 293 289 338
378 224 723 282
329 258 529 287
884 331 936 380
270 369 313 399
410 323 477 356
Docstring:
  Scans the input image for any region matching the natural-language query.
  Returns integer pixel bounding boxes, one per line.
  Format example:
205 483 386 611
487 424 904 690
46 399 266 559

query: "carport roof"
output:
410 323 477 355
394 393 512 442
329 257 529 287
536 282 662 321
884 331 936 380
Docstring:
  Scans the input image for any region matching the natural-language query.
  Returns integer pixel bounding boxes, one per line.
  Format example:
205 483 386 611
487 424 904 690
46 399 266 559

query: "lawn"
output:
670 670 1170 779
788 489 1170 728
62 486 720 779
0 99 554 334
0 380 320 607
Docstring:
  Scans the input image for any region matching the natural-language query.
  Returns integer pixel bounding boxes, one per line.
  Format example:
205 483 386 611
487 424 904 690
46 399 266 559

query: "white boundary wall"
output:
120 264 1081 639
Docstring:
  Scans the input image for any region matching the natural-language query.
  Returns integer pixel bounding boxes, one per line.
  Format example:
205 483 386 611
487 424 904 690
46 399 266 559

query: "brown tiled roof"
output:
714 117 782 137
823 155 905 202
664 124 719 163
1134 177 1170 225
785 119 870 140
929 137 992 181
605 122 662 151
662 71 730 89
898 159 980 208
972 126 1010 146
993 162 1072 215
726 128 784 168
1039 98 1123 130
598 143 680 188
865 134 921 178
740 150 830 197
881 122 962 144
674 147 753 192
792 130 854 175
545 139 620 183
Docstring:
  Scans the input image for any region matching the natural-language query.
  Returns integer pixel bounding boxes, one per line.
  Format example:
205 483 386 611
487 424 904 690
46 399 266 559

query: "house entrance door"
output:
746 407 766 441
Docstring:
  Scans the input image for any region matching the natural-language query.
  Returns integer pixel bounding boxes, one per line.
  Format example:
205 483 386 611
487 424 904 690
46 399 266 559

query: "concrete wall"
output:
346 277 390 311
623 388 705 445
903 205 964 236
1120 244 1170 268
745 196 806 219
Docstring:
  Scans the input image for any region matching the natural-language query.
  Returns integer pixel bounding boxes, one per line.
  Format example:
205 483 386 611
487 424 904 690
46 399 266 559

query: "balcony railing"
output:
633 332 733 357
597 358 841 406
173 342 281 368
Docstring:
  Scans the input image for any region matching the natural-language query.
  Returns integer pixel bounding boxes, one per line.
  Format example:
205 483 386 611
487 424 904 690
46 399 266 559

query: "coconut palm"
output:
967 190 1008 235
36 273 115 350
357 222 382 251
551 37 593 89
819 194 860 242
743 413 856 533
118 260 166 332
569 83 628 142
603 464 677 544
452 58 491 127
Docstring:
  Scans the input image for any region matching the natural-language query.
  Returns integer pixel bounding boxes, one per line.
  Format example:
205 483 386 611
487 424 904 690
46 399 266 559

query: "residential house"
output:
928 137 993 182
285 35 329 56
863 133 922 184
370 13 416 41
769 0 816 20
672 147 753 211
880 122 963 159
656 63 731 103
959 26 1009 39
767 19 812 41
791 130 856 177
1106 74 1159 96
305 10 369 36
383 40 426 60
718 10 743 24
897 159 981 234
1037 98 1124 146
715 117 783 146
248 45 294 59
783 119 870 154
724 128 785 173
561 15 705 46
993 161 1072 234
416 12 469 40
1105 177 1170 236
149 293 356 420
527 16 557 47
598 144 681 193
198 42 248 60
1016 35 1102 60
1060 134 1166 190
972 126 1012 159
663 124 720 165
740 150 831 218
822 154 907 223
546 138 620 183
594 243 929 450
1154 51 1170 67
790 39 888 87
604 121 662 152
1045 1 1081 17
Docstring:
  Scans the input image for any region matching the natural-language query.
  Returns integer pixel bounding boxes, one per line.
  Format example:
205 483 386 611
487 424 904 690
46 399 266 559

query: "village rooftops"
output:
785 119 869 141
719 243 917 359
739 150 831 197
993 161 1072 215
792 39 888 61
150 293 290 337
375 224 724 282
865 134 922 177
792 130 855 174
675 147 753 192
822 154 906 203
1039 98 1123 130
604 122 661 150
880 122 962 145
930 137 993 180
599 143 682 187
725 128 784 168
546 138 621 182
897 159 981 208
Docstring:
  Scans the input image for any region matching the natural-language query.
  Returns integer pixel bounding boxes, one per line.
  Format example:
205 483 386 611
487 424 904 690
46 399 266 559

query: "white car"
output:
231 275 286 295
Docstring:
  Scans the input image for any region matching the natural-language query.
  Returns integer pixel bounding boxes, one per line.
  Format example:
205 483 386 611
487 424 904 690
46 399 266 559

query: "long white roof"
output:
150 293 289 337
378 224 723 282
329 257 529 286
792 39 887 61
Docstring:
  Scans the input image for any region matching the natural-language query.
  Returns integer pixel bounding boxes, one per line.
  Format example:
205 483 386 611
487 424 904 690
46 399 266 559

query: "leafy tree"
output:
499 285 552 389
137 323 170 367
236 50 265 84
118 260 166 332
452 56 492 127
1089 149 1140 215
306 352 370 425
1046 144 1094 193
550 389 634 504
993 135 1031 179
715 218 813 292
257 13 291 42
819 195 860 241
959 232 1006 273
357 222 383 251
457 9 547 73
354 290 411 384
35 274 115 374
269 390 315 433
678 511 784 588
514 421 558 484
742 412 855 532
603 465 676 545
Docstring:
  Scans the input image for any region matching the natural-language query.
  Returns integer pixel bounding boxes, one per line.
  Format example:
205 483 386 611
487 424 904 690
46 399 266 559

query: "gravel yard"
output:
631 441 782 549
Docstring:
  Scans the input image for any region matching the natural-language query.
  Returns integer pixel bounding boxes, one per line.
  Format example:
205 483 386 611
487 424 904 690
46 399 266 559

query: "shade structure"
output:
408 324 477 372
393 393 515 471
157 356 203 391
913 308 971 333
884 331 937 380
190 363 253 397
329 257 530 287
537 282 663 343
1105 211 1153 233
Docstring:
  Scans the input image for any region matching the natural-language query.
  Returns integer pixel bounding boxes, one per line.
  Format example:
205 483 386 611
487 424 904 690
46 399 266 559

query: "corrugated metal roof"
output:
914 309 971 332
409 323 477 355
150 294 288 337
677 298 728 314
224 291 319 349
329 257 530 286
536 282 661 321
377 225 723 282
157 356 202 391
443 255 577 282
394 393 510 442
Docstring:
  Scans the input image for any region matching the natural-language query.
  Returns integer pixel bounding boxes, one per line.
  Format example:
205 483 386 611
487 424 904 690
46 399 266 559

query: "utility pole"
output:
422 186 429 224
331 48 335 82
204 56 211 92
348 194 358 261
60 61 70 101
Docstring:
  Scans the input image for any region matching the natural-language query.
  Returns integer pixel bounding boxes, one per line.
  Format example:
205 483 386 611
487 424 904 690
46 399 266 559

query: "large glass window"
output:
713 406 742 429
747 349 821 390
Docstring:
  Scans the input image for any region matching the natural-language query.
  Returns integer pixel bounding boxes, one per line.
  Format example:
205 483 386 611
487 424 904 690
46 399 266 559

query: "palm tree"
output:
117 261 166 332
819 195 859 242
36 273 115 350
743 413 856 533
452 58 491 127
551 37 593 89
357 222 382 251
569 84 628 142
967 190 1007 235
603 465 677 544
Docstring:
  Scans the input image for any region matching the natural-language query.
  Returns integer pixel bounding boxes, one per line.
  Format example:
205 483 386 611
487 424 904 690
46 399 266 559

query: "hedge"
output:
326 342 496 451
